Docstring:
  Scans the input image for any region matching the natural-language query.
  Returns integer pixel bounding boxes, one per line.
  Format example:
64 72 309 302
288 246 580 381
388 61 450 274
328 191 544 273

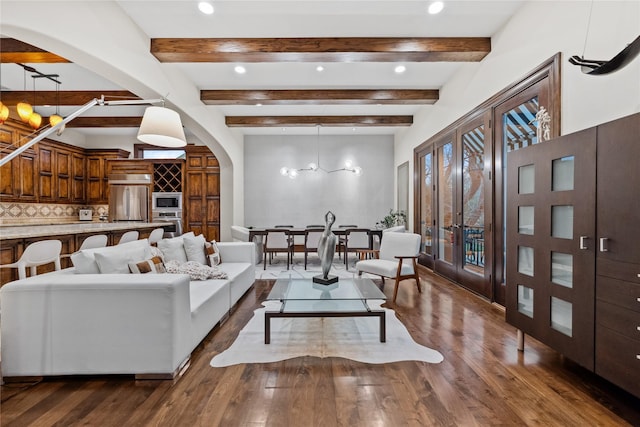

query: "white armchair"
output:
355 232 421 302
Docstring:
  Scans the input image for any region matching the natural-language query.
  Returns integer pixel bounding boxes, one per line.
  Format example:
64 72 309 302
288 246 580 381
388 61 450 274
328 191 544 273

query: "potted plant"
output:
376 209 406 229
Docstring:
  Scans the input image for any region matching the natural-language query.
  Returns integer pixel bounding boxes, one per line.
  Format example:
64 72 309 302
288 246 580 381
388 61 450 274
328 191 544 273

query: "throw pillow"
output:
94 240 150 274
129 256 166 274
204 241 221 266
150 245 165 261
156 231 194 263
72 239 151 274
164 260 228 281
183 234 207 265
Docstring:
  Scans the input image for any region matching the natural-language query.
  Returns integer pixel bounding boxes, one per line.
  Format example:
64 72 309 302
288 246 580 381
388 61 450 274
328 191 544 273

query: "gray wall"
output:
244 134 394 228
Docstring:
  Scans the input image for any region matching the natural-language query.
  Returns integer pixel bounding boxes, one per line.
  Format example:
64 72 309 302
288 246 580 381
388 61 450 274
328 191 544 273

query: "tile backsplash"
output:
0 202 108 225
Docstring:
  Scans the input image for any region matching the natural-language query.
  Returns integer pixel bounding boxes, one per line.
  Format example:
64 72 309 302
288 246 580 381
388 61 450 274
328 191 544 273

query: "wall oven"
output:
152 192 182 211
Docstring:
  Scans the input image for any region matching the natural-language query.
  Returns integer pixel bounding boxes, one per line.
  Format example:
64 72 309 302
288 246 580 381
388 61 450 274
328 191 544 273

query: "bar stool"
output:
148 228 165 246
61 234 108 261
0 239 62 280
78 234 108 250
117 230 139 245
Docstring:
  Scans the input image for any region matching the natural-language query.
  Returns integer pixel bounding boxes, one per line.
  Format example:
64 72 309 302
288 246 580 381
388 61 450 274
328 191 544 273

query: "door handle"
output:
599 237 609 252
579 236 588 250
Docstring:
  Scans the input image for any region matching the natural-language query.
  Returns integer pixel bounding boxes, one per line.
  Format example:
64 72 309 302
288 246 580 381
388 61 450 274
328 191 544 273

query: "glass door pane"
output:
420 152 433 256
462 124 486 275
437 142 454 263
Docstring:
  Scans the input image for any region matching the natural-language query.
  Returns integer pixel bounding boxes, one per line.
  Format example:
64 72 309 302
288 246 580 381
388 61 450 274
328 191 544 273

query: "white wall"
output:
395 0 640 227
244 134 394 228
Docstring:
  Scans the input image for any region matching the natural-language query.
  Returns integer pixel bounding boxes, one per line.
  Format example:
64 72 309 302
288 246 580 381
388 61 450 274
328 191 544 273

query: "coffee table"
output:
264 276 387 344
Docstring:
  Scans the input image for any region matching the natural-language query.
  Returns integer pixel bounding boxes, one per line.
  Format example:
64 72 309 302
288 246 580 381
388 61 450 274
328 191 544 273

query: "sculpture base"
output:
312 274 339 285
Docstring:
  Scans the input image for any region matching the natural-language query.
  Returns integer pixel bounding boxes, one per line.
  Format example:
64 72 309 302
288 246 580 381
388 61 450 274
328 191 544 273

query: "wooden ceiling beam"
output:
0 91 141 106
225 116 413 127
151 37 491 62
65 117 143 128
0 38 70 63
202 89 438 105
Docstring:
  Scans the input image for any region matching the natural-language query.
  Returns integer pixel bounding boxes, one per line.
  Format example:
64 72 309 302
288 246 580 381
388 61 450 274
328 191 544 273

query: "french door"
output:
493 78 556 305
432 112 492 297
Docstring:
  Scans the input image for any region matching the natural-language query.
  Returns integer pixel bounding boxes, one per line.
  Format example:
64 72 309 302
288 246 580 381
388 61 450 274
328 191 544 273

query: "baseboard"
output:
134 357 191 381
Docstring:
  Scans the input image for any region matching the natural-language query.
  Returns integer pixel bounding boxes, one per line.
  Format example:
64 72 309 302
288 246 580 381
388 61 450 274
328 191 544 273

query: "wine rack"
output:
153 162 182 192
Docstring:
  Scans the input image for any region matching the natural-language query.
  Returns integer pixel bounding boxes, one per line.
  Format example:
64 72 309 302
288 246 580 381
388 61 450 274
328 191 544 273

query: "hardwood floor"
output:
2 267 639 426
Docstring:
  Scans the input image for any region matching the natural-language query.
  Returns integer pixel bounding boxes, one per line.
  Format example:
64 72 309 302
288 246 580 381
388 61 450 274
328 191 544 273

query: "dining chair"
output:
342 228 371 270
355 232 421 302
148 228 165 246
337 224 358 258
117 230 139 245
304 227 324 269
263 228 294 270
0 239 62 280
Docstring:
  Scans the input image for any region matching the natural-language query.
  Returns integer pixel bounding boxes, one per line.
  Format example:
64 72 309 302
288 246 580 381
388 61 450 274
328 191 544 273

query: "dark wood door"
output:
506 128 596 370
493 79 557 305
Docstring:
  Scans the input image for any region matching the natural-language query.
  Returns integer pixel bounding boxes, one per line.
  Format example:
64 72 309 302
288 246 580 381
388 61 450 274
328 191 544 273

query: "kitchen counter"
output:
0 222 168 240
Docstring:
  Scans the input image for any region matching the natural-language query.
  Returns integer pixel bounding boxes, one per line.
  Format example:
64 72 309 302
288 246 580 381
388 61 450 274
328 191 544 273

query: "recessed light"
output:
255 103 262 107
316 65 324 72
428 1 444 15
282 127 287 132
198 1 214 15
234 65 246 74
394 65 406 74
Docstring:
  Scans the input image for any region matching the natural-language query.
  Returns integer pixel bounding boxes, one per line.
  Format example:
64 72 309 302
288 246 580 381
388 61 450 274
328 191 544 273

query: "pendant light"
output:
27 76 41 130
0 101 9 124
137 105 186 147
49 81 65 135
17 69 33 123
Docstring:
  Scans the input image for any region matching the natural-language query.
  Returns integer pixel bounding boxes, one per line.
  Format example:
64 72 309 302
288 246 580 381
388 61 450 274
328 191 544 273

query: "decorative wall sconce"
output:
279 125 362 179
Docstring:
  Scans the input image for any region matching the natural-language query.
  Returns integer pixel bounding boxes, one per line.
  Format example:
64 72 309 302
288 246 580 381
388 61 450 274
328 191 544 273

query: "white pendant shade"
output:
137 106 187 147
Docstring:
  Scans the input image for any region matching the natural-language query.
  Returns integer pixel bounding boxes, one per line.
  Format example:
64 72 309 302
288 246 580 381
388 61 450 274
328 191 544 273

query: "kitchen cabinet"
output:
505 113 639 397
86 149 130 204
184 145 220 241
72 153 86 203
0 127 38 202
0 239 23 286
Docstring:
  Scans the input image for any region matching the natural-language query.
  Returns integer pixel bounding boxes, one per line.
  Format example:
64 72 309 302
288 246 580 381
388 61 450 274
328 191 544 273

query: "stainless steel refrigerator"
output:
108 174 151 222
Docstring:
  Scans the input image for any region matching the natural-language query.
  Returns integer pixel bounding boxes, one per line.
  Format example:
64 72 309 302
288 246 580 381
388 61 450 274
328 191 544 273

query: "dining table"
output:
247 227 383 251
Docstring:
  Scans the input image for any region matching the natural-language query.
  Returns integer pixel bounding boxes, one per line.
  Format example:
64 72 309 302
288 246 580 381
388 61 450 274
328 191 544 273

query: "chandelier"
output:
279 125 362 179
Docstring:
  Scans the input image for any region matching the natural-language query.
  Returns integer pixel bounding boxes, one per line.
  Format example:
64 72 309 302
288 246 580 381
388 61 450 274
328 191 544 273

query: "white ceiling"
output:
1 1 525 137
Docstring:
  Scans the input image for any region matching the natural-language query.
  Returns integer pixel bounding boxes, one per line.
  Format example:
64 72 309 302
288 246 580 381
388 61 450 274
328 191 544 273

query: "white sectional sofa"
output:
0 238 255 380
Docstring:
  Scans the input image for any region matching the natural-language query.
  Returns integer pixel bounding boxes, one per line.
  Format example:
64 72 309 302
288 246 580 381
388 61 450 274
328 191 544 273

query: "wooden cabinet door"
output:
16 147 38 201
594 113 640 397
72 153 86 203
56 149 72 202
0 239 23 285
506 128 597 370
184 146 220 241
596 113 640 265
0 147 18 199
38 145 55 201
86 156 104 203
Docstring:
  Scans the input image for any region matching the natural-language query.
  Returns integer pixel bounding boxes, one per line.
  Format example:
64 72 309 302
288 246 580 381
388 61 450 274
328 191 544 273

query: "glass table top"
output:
266 276 386 313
